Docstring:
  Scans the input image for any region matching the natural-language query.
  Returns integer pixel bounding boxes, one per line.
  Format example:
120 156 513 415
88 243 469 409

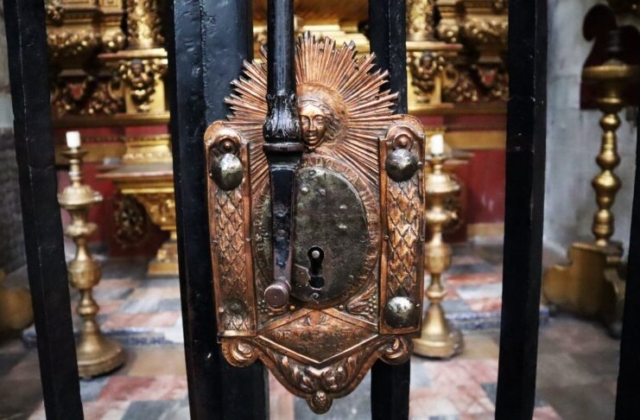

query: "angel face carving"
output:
299 102 329 149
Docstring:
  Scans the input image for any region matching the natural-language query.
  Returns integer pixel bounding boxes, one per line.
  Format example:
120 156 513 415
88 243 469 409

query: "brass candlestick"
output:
543 30 639 336
413 152 463 358
59 146 125 377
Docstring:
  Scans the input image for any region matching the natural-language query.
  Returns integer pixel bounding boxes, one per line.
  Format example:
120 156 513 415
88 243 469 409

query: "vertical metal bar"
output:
615 101 640 420
368 1 411 419
201 1 268 415
495 0 547 418
368 0 408 114
262 0 304 309
2 0 84 418
166 1 268 418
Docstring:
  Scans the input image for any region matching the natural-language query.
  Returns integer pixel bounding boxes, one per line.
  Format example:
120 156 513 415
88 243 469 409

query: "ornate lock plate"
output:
205 35 424 413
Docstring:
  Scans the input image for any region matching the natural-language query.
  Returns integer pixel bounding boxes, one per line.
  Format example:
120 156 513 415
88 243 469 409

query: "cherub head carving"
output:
297 84 346 151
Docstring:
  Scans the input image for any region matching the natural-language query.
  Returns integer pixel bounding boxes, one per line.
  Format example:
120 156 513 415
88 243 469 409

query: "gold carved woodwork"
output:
98 161 178 276
407 0 436 42
46 0 509 117
407 0 508 108
134 193 176 230
102 0 166 116
51 75 124 117
46 0 168 119
112 57 168 114
46 0 126 118
133 191 178 275
205 35 424 413
126 0 164 49
113 194 149 248
122 134 172 164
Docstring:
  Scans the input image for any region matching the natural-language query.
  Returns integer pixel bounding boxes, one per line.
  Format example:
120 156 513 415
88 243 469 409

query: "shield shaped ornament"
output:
205 34 425 414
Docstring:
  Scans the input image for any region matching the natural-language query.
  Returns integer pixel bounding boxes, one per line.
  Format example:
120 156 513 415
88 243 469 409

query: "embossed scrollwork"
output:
381 337 412 363
222 339 259 368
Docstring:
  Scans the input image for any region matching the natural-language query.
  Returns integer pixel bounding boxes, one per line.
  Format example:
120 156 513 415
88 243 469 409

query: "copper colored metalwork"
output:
205 35 425 413
59 146 125 378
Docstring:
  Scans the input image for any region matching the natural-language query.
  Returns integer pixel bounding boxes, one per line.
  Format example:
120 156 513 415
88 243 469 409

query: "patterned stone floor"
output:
21 243 547 346
0 243 620 419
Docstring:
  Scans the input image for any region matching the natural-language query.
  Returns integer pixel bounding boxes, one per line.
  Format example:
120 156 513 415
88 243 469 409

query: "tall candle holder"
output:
59 144 125 377
413 149 463 358
543 29 639 336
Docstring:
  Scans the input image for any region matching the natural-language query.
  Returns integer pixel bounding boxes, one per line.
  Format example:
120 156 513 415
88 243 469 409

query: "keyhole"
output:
308 247 325 289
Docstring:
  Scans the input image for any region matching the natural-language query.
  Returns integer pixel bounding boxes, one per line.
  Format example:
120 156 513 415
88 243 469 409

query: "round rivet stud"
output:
210 153 243 191
264 280 290 309
385 148 418 182
384 296 417 328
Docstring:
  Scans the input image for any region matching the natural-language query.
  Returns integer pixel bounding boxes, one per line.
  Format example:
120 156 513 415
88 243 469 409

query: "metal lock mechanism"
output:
205 34 424 413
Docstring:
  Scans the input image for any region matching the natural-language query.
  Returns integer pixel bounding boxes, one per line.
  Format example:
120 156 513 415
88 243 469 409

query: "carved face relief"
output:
299 103 329 149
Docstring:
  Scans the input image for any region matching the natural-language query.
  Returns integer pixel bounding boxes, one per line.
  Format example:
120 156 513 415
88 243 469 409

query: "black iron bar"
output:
262 0 304 309
368 0 409 114
166 0 268 418
614 91 640 420
368 1 411 419
495 0 547 418
2 0 83 418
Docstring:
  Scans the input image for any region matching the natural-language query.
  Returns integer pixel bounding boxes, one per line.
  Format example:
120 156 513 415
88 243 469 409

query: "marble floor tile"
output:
98 375 188 402
0 377 43 419
83 401 131 420
157 399 190 420
102 312 181 330
572 348 620 377
410 390 459 419
538 383 616 420
123 347 187 377
129 287 181 301
269 379 295 420
0 352 24 376
532 406 563 420
120 299 162 314
6 352 41 380
80 376 110 402
458 334 499 360
465 298 502 313
455 283 502 301
445 273 502 286
536 353 601 389
121 400 177 420
3 244 613 420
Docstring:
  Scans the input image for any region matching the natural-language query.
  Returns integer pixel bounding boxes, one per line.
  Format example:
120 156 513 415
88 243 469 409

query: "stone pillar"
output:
0 4 26 273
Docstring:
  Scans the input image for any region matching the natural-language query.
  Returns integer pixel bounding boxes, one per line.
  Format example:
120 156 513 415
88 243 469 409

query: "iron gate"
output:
7 0 639 419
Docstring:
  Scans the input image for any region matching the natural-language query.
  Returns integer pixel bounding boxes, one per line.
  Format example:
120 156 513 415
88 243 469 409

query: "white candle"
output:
430 133 445 155
66 131 81 148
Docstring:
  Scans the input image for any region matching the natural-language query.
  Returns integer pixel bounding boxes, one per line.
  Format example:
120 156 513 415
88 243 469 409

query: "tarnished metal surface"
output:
256 166 368 305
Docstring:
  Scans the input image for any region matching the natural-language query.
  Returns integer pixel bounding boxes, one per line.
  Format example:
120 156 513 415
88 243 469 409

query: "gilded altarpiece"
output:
47 0 509 273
